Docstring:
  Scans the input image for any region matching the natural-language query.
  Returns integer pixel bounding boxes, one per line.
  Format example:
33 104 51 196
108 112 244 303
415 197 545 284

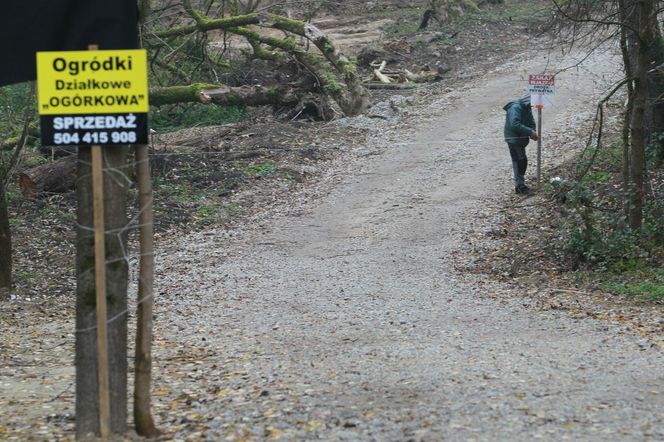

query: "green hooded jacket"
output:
503 96 536 147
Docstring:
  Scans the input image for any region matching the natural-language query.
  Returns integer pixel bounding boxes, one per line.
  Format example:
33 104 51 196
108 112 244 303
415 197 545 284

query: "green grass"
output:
383 13 421 37
602 269 664 302
221 202 241 217
582 170 611 185
5 190 21 206
576 144 624 177
155 176 199 203
243 162 274 178
150 103 246 133
195 204 219 223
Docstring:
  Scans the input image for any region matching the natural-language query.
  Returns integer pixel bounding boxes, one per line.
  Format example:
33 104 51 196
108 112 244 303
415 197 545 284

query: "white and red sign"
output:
528 74 555 109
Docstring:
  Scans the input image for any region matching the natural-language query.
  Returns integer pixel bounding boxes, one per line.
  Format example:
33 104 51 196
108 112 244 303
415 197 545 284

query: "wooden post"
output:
91 145 111 438
89 44 111 439
536 106 543 182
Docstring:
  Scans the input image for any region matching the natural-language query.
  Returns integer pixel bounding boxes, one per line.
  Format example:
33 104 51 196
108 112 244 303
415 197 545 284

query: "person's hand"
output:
530 131 538 141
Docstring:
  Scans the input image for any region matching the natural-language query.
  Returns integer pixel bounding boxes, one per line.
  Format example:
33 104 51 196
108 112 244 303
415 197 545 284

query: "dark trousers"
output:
508 143 528 187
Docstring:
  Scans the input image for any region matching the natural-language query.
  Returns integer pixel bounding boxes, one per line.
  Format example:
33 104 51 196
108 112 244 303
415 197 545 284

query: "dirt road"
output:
152 46 664 440
3 44 663 440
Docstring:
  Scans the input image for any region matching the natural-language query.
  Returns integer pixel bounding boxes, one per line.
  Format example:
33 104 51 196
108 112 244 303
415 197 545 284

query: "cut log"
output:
19 156 77 197
404 69 442 83
373 60 392 84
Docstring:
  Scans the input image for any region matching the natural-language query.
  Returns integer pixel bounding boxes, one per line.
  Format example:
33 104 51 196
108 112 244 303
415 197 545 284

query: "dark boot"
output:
515 184 532 194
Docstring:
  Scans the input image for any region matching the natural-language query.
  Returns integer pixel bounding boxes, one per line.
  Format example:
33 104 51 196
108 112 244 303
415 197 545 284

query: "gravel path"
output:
153 46 664 440
3 39 663 441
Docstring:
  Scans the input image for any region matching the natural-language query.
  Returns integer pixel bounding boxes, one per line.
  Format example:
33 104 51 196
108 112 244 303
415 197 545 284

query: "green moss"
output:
319 38 335 56
341 62 358 81
267 86 281 101
321 72 343 96
225 93 244 107
270 14 305 35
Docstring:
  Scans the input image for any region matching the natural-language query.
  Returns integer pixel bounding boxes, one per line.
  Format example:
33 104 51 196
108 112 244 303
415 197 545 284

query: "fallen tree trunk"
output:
364 83 419 90
19 156 77 197
150 83 299 107
150 84 333 120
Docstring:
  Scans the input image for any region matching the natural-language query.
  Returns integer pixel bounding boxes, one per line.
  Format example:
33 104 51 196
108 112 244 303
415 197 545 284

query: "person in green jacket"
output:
503 95 538 194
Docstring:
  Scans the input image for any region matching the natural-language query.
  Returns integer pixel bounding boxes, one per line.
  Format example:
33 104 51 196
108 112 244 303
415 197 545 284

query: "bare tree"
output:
625 0 658 228
552 0 663 229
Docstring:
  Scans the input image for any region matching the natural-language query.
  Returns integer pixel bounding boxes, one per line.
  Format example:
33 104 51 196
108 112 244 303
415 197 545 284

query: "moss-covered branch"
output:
229 26 299 56
152 13 261 38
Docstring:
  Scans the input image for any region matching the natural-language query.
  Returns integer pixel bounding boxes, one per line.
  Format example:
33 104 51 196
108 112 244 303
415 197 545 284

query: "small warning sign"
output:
37 49 148 146
528 74 555 109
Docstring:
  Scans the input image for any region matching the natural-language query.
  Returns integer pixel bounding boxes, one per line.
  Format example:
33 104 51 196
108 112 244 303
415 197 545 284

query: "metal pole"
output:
537 106 543 182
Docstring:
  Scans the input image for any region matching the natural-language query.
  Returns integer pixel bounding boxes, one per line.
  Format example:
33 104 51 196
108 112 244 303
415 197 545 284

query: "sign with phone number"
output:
37 49 148 146
40 113 148 146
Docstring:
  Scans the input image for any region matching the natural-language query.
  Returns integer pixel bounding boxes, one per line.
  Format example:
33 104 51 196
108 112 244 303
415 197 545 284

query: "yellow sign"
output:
37 49 148 115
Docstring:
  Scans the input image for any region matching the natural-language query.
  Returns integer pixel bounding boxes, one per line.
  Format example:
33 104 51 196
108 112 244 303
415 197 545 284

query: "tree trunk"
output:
619 0 633 219
150 83 298 107
133 145 159 436
299 22 369 116
648 39 664 166
0 184 11 300
76 146 129 436
623 0 664 167
138 0 151 23
628 0 656 230
419 9 438 30
630 73 646 230
19 156 77 197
